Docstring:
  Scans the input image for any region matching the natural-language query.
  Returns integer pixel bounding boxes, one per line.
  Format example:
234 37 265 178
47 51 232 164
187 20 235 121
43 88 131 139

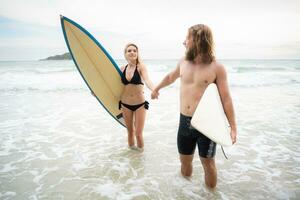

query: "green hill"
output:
41 52 71 60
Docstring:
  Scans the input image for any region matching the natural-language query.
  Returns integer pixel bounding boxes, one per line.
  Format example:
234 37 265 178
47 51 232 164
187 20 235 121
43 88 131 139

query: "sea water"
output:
0 59 299 199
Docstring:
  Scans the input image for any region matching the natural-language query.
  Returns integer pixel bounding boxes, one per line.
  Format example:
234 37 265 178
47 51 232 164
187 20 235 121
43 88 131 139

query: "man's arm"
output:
215 63 237 144
151 60 181 99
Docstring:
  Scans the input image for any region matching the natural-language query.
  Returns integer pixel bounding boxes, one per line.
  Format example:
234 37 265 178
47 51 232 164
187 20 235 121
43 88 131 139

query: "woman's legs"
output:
134 106 146 148
122 107 135 147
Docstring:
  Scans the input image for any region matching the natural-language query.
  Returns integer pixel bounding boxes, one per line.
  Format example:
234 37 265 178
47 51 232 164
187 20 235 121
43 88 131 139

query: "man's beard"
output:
185 47 196 61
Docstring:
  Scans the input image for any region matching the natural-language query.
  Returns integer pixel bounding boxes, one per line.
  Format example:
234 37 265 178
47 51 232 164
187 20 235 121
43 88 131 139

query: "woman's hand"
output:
151 89 159 99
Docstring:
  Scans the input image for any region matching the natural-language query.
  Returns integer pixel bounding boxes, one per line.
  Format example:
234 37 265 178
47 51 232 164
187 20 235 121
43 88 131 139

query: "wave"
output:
230 79 300 88
231 66 300 73
1 80 299 94
0 87 87 93
0 68 76 75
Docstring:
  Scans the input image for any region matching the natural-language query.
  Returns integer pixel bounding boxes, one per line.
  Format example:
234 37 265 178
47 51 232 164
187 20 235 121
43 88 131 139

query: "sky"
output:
0 0 299 60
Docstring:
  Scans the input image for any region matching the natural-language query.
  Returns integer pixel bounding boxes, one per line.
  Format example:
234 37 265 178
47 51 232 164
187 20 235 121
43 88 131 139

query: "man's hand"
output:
151 89 159 99
230 129 237 145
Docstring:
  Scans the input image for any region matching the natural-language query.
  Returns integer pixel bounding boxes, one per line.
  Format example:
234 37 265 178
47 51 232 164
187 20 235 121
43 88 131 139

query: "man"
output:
151 24 237 188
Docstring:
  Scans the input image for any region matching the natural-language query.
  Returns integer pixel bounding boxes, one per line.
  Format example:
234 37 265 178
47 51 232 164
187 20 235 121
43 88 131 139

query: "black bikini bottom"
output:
119 101 149 111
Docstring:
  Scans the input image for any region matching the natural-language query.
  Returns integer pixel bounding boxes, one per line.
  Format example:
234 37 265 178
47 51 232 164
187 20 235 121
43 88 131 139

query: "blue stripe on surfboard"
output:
61 16 122 76
60 15 125 128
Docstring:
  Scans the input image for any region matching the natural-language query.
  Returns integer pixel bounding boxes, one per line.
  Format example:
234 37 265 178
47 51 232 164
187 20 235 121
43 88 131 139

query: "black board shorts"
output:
177 113 216 158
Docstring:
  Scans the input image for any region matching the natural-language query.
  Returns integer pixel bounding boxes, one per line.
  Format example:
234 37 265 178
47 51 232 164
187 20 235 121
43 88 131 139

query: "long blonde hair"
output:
186 24 215 64
124 43 142 65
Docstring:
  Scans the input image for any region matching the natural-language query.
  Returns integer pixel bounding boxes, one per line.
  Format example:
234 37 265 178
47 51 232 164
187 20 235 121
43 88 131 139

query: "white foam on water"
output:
1 60 300 199
0 191 17 198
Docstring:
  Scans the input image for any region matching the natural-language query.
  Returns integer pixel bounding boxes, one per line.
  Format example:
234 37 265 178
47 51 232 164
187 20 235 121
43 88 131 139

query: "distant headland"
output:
40 52 71 60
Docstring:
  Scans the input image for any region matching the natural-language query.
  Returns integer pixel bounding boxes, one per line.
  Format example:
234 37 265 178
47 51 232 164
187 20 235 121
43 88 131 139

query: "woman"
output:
120 43 154 150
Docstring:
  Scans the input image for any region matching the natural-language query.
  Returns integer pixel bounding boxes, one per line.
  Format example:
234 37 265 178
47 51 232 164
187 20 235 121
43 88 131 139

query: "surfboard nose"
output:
60 16 126 128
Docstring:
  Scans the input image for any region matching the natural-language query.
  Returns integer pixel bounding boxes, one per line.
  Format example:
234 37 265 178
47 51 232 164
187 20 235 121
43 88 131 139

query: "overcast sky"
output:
0 0 299 60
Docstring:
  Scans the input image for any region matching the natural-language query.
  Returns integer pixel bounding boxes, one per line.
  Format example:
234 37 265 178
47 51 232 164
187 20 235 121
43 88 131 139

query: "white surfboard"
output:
60 15 125 127
191 83 232 146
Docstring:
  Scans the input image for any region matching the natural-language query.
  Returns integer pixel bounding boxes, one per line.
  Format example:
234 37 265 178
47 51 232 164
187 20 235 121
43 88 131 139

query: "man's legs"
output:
180 154 194 177
200 157 217 188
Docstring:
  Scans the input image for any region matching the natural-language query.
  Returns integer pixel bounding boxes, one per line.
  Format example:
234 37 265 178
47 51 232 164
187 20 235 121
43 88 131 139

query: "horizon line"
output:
1 58 300 62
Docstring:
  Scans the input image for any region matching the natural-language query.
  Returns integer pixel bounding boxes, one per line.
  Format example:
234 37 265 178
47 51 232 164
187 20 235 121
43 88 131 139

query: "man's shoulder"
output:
211 60 225 72
211 61 227 77
211 60 224 68
175 57 186 69
178 57 186 65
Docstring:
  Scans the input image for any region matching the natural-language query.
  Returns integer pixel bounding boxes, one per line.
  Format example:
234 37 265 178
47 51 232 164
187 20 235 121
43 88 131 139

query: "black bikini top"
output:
121 65 144 85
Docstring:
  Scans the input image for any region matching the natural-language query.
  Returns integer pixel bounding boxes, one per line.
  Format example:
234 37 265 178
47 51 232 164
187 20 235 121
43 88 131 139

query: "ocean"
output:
0 59 299 199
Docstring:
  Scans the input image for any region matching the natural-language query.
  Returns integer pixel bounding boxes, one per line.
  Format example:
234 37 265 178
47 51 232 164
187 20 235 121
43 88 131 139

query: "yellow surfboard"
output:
60 15 125 127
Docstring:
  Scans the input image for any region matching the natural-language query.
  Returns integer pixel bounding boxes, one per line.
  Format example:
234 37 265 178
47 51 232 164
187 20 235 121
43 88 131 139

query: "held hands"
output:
151 89 159 99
